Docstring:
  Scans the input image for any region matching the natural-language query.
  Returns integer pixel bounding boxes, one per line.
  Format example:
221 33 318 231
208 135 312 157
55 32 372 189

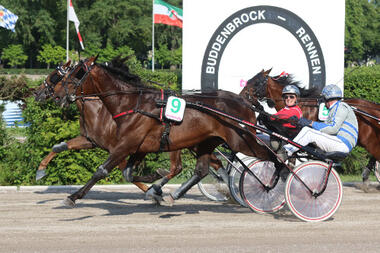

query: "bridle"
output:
244 73 269 107
43 64 71 97
59 59 95 103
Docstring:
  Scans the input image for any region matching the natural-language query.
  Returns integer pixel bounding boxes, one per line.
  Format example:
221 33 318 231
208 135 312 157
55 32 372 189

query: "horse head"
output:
52 57 99 107
34 60 71 102
240 69 272 108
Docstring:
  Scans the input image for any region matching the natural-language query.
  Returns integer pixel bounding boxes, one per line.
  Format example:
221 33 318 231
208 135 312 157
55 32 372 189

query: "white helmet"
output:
282 85 300 97
321 84 342 100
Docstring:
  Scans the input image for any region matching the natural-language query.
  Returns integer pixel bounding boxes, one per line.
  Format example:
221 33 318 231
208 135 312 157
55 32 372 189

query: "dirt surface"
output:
0 183 380 253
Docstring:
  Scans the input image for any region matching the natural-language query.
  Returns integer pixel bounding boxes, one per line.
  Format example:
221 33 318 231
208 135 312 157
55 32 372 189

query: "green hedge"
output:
341 64 380 175
0 68 53 75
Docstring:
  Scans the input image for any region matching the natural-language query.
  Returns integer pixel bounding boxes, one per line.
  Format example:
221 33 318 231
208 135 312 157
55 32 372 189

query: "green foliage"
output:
1 45 28 68
0 68 52 75
341 65 380 174
344 65 380 102
155 44 171 69
37 44 66 69
345 0 380 63
0 0 183 68
0 75 32 101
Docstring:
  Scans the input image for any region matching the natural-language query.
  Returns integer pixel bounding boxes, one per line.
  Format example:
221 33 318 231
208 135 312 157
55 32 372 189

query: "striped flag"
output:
0 5 18 32
153 0 182 28
68 0 84 50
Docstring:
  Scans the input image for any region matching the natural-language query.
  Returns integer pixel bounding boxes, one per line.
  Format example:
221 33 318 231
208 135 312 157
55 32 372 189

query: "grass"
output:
340 174 378 183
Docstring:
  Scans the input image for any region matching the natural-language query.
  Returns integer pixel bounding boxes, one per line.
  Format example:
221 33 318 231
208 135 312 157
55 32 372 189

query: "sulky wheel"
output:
285 161 343 222
228 156 257 207
240 160 286 213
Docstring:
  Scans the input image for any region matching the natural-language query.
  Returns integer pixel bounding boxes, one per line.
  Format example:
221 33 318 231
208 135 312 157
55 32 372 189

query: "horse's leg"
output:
122 153 148 182
36 136 94 180
164 152 211 205
145 151 183 203
362 156 376 184
209 152 229 183
63 154 124 208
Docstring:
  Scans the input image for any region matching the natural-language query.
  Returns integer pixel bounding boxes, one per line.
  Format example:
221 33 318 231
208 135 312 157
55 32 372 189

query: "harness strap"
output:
160 89 164 122
113 110 135 119
159 123 171 151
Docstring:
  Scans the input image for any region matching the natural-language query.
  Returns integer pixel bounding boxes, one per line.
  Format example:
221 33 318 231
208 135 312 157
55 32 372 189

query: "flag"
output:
153 0 182 28
0 5 18 32
68 0 84 50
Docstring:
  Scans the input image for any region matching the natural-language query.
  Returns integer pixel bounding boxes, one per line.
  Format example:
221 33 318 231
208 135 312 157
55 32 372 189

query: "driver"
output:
280 84 358 159
257 85 303 150
271 85 303 137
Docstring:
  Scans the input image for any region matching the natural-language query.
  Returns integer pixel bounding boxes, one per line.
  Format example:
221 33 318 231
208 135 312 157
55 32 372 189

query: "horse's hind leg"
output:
362 157 376 185
122 153 149 182
36 136 95 180
164 152 210 205
145 151 183 203
63 154 122 208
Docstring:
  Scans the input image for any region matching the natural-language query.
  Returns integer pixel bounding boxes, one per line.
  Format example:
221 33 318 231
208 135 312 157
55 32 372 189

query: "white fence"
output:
1 101 28 127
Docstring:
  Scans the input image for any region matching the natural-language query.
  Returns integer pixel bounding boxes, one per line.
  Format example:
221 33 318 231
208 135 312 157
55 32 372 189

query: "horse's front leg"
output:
36 136 95 180
63 154 123 208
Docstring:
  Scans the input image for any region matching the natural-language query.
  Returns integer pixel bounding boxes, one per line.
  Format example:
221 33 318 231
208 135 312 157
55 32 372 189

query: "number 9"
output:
171 98 181 113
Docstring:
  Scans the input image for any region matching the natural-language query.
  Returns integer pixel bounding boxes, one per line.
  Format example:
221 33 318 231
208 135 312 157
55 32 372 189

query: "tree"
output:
1 44 28 68
37 44 66 69
155 43 171 69
345 0 380 64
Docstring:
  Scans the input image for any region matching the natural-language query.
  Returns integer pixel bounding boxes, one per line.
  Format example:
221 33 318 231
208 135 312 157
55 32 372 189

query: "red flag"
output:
68 0 84 50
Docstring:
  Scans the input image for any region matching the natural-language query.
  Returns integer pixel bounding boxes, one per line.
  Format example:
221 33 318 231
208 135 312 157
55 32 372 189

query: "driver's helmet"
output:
321 84 342 100
282 85 300 97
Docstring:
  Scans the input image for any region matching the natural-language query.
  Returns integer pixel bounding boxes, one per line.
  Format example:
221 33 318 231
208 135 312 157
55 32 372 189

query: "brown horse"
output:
242 69 380 179
34 61 184 201
51 56 270 207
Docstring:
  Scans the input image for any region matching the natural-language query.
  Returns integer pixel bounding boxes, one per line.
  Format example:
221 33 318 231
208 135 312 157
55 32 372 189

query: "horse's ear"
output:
94 53 99 62
264 68 272 76
64 60 71 68
87 54 99 66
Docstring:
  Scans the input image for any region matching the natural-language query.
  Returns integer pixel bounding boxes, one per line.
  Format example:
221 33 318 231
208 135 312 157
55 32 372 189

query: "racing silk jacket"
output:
312 101 358 151
273 105 303 128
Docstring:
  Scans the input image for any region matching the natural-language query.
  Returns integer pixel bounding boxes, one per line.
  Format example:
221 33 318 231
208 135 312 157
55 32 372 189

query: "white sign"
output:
183 0 345 94
165 96 186 122
318 103 329 121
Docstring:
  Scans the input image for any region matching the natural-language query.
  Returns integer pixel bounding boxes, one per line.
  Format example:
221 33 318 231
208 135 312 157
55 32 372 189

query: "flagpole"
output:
152 0 155 72
66 0 69 62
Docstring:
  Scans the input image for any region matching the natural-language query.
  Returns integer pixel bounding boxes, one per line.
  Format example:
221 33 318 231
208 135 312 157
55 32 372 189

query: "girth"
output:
112 89 174 152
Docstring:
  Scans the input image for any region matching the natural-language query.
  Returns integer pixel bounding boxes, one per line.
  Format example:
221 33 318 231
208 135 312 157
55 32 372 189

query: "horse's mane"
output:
97 56 153 89
270 73 320 98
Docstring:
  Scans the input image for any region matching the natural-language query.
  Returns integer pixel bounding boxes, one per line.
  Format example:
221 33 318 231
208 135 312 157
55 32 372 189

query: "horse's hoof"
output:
52 142 68 153
163 194 175 206
36 170 46 181
62 197 76 208
361 181 370 193
151 195 163 205
145 187 163 204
